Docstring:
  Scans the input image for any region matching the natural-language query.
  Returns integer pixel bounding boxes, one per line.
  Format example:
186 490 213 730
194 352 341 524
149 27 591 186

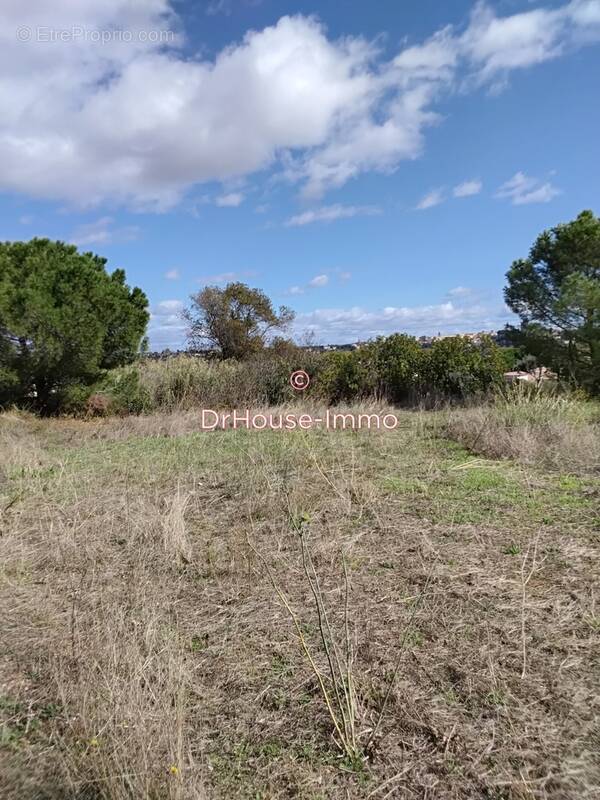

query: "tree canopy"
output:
185 282 294 359
0 238 149 411
504 210 600 392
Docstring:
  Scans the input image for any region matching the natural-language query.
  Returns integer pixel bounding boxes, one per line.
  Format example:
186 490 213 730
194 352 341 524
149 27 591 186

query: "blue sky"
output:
1 0 599 347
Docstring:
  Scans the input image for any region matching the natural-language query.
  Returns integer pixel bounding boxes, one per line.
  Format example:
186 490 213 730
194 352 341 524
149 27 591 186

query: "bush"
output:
95 368 152 415
422 336 505 399
55 334 513 416
367 334 424 402
315 351 375 403
60 382 96 415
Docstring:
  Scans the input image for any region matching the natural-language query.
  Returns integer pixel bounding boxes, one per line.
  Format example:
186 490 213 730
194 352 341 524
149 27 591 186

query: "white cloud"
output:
453 179 482 197
461 2 566 82
0 1 598 208
156 299 183 313
164 268 180 280
0 10 386 208
286 272 331 295
70 216 140 246
337 270 352 282
516 183 561 204
216 192 244 207
495 171 561 204
148 294 514 349
149 297 186 348
294 298 513 343
285 204 382 227
416 188 445 210
417 180 481 209
447 286 473 297
394 27 458 81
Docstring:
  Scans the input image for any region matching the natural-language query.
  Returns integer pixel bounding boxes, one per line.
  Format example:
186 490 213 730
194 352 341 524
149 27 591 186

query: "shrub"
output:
60 334 513 416
85 393 112 416
60 382 96 415
96 367 152 415
422 335 505 399
367 334 424 402
315 350 376 403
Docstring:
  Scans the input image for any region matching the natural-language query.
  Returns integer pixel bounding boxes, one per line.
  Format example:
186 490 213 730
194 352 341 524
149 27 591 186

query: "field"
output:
1 400 599 799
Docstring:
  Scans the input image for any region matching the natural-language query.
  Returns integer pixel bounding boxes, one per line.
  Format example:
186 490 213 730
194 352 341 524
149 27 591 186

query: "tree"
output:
0 239 149 412
504 210 600 392
184 282 294 359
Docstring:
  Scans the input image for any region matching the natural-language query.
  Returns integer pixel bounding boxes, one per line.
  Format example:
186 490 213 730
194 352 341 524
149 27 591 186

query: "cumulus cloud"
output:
1 1 598 209
164 268 180 280
416 188 445 210
308 274 329 288
453 179 482 197
285 204 382 227
148 293 514 349
70 216 140 246
294 298 513 343
495 171 561 204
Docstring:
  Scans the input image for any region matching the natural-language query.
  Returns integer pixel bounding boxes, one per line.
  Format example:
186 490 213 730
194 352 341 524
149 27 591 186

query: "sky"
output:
1 0 599 348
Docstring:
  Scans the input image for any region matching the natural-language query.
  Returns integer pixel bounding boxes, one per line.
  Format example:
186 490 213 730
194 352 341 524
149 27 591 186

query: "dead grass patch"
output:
445 390 600 475
0 407 598 798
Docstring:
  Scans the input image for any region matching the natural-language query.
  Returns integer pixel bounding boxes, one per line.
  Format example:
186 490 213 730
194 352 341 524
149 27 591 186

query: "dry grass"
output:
1 405 599 799
102 353 323 413
445 387 600 475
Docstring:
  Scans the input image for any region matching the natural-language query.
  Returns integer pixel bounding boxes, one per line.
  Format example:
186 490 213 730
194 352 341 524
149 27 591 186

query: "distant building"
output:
504 367 557 384
417 330 501 348
300 343 360 352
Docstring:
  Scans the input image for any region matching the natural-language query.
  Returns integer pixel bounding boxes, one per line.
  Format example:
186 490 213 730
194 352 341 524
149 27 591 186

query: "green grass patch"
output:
382 455 596 526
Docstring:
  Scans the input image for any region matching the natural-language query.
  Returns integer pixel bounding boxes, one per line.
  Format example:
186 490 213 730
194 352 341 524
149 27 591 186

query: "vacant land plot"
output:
0 407 599 799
